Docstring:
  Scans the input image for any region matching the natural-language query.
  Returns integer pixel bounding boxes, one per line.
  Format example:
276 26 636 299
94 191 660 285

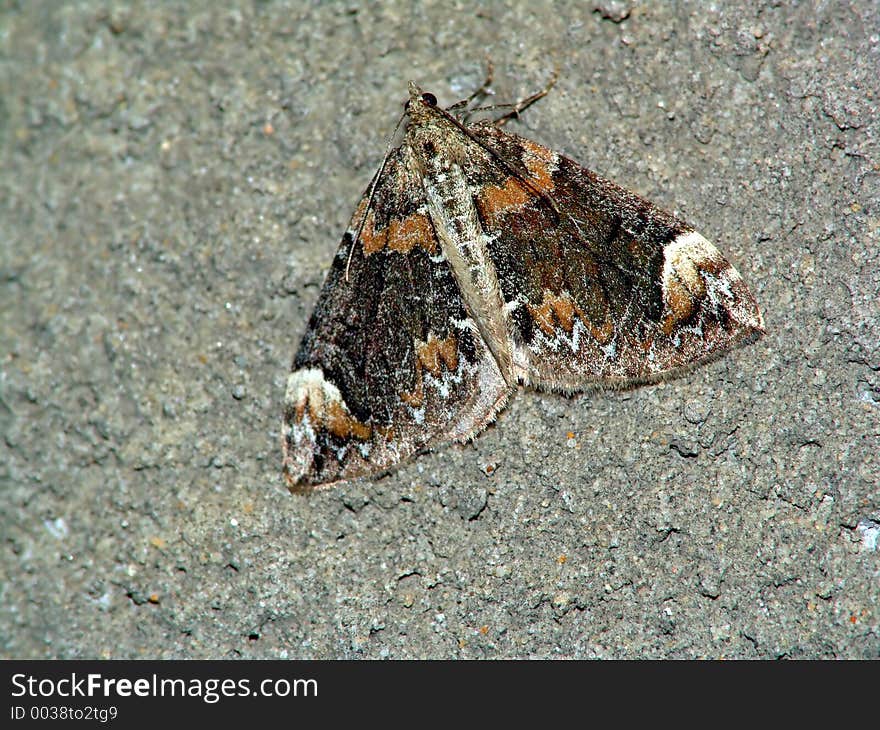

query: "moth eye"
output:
422 139 436 154
421 92 437 107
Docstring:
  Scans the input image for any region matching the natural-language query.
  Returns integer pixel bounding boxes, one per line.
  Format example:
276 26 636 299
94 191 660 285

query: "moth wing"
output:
467 123 764 390
282 147 510 491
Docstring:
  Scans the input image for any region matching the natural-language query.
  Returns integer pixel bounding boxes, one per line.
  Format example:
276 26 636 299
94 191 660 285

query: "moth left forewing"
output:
464 122 764 391
282 147 510 492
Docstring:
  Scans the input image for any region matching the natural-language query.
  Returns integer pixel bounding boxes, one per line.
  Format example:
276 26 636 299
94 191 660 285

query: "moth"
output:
281 78 764 492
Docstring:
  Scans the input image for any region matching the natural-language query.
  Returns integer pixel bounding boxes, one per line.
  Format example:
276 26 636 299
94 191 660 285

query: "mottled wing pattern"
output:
467 122 765 391
282 146 510 491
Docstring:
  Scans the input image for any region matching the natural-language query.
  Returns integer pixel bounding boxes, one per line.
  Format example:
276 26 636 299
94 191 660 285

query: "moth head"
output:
406 81 439 115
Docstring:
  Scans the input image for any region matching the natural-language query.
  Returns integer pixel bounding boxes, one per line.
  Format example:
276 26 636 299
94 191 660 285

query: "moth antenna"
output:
345 108 409 281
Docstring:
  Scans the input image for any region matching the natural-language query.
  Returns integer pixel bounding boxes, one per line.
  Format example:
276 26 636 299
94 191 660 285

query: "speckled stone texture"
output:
1 1 877 659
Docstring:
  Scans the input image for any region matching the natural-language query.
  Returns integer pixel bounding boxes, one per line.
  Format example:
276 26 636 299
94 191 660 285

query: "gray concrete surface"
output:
1 1 878 659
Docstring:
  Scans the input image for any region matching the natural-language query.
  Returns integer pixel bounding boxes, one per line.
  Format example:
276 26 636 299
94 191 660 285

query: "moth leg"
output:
448 59 496 115
493 67 559 127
